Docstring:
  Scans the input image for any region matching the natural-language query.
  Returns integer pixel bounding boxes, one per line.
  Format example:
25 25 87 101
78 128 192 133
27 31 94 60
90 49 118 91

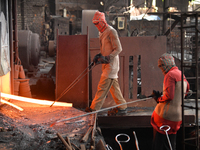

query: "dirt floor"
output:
0 54 157 150
0 99 105 150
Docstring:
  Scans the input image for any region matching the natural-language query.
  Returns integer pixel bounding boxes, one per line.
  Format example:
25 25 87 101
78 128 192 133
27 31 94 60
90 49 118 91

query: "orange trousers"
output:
90 75 127 111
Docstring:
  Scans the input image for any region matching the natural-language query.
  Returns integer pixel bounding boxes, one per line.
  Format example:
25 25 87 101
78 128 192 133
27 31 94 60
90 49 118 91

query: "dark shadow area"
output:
101 127 197 150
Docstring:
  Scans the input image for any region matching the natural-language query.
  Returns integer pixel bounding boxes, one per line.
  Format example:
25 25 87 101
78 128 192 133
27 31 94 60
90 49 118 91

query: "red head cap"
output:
92 11 108 33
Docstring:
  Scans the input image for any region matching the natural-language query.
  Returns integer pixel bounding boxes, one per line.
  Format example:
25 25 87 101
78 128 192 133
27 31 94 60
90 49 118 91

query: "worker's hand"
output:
151 90 162 103
185 90 192 99
96 55 110 64
93 53 110 65
93 53 102 64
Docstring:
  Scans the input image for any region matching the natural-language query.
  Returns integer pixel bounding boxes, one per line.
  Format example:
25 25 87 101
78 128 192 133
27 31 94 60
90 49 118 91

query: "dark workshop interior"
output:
0 0 199 150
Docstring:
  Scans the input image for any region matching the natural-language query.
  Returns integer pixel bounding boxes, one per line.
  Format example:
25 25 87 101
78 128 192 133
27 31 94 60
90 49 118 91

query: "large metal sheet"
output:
90 36 166 108
56 35 89 108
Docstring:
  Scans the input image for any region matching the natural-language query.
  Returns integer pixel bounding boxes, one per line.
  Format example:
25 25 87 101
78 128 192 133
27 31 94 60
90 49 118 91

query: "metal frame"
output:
181 12 200 150
89 36 166 108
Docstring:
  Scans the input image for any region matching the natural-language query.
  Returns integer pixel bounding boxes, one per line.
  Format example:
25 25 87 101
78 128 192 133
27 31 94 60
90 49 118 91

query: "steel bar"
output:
50 97 152 127
180 13 185 150
71 143 80 150
179 25 196 29
57 133 72 150
9 0 14 95
66 136 72 149
133 131 140 150
81 126 93 143
182 105 200 110
194 13 199 150
90 113 97 150
1 99 23 111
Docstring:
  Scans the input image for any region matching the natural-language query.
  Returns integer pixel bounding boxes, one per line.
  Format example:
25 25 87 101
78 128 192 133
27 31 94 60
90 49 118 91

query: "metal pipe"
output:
13 0 19 59
162 0 169 34
180 13 185 150
20 0 24 30
194 13 199 150
8 0 14 94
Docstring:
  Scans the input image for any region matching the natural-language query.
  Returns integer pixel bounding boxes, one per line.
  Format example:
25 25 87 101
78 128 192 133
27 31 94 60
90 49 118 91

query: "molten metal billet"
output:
1 93 72 107
1 99 23 111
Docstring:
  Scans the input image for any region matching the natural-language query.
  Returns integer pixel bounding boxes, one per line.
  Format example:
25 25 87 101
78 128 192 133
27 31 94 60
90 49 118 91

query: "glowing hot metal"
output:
1 93 72 107
1 99 24 111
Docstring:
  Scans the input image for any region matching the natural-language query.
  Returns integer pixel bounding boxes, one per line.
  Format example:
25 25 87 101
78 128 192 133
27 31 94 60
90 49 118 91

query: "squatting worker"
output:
151 53 190 150
85 11 127 115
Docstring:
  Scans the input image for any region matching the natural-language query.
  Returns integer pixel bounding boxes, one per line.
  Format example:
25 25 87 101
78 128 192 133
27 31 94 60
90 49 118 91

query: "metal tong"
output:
159 125 173 150
115 133 130 150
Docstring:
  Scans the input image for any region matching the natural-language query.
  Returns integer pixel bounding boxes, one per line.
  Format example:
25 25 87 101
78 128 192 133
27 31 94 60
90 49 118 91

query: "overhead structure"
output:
180 12 200 150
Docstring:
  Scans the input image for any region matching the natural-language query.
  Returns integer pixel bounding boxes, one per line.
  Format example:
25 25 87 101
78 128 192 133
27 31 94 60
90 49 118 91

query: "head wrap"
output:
92 11 108 33
158 53 176 75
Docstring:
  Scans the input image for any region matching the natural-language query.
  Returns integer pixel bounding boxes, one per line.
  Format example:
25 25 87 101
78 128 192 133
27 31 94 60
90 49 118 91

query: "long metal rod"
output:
50 62 95 107
194 13 199 150
8 0 14 95
160 125 173 150
181 12 200 150
50 97 152 127
180 13 185 150
133 131 140 150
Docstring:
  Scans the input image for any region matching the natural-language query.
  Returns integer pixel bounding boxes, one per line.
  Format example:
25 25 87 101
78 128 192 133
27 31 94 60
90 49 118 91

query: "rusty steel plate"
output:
56 35 89 108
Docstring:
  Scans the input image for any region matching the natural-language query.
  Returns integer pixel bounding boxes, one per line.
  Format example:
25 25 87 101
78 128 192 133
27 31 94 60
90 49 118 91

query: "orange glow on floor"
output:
1 99 24 111
1 93 72 107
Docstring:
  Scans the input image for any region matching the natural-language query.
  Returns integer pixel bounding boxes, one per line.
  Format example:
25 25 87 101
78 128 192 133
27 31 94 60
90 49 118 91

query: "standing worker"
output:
85 11 127 115
151 53 190 150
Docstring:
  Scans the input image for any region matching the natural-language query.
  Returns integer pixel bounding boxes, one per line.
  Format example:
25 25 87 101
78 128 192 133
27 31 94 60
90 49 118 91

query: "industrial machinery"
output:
18 30 41 71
